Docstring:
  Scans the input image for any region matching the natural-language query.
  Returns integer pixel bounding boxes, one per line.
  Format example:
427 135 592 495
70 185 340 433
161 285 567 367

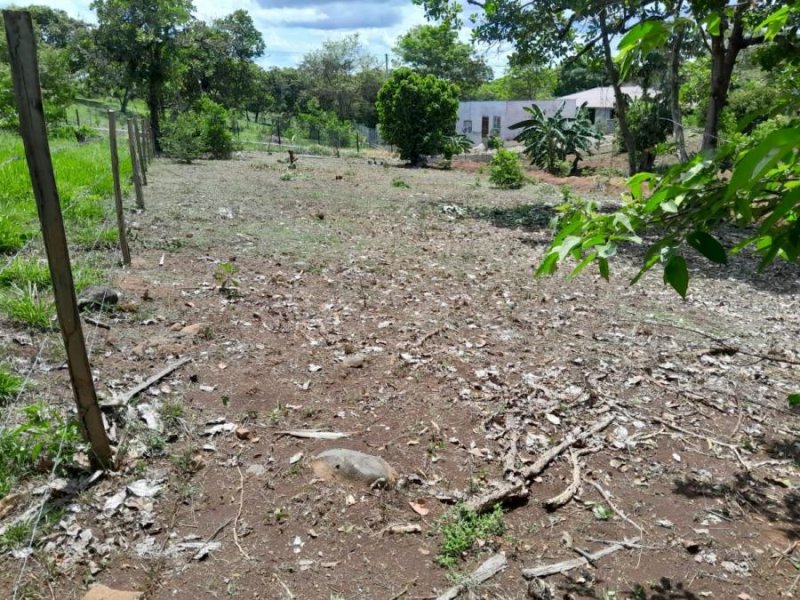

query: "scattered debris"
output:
435 552 507 600
522 538 641 578
277 430 351 440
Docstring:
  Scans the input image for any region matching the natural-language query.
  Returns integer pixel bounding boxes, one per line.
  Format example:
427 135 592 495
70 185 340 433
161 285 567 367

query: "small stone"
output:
77 287 120 311
235 427 252 440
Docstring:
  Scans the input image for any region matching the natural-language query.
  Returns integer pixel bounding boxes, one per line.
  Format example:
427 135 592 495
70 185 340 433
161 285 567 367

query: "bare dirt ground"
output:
1 150 799 600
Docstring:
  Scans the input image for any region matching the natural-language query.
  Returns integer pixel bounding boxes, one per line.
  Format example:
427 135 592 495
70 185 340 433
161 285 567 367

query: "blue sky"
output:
0 0 509 73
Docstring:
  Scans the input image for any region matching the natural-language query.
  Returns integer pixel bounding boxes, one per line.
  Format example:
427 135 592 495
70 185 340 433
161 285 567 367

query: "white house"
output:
457 100 577 145
558 85 644 132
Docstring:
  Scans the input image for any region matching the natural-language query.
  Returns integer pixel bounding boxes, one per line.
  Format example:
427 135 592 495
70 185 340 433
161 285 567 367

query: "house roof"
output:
558 85 644 109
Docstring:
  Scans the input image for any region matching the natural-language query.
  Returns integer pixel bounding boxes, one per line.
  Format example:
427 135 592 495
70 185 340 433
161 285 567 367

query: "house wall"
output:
457 100 578 145
594 107 614 133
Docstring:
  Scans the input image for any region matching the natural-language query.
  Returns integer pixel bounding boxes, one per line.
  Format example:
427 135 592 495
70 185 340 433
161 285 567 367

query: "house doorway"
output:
481 116 489 139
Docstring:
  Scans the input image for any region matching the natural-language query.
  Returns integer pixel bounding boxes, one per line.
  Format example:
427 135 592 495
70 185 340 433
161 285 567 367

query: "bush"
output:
161 98 235 162
162 111 204 163
197 98 235 159
487 134 504 150
442 134 472 159
489 148 525 189
376 68 459 164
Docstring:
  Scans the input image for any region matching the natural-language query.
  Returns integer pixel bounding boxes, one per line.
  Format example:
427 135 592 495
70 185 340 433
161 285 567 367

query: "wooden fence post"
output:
107 110 131 266
132 116 147 185
127 119 145 209
3 10 113 469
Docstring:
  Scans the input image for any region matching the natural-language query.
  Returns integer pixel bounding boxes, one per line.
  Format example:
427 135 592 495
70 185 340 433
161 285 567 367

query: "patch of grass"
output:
0 365 23 404
0 505 64 552
160 399 186 430
0 256 51 288
0 284 56 330
0 403 83 499
436 504 505 569
391 177 410 189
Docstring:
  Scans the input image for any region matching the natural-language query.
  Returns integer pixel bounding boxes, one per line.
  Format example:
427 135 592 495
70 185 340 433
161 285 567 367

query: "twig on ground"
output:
464 482 529 513
522 538 640 578
588 480 645 536
234 466 251 560
82 315 111 330
648 414 751 469
521 413 615 480
465 414 614 514
389 577 418 600
274 574 294 599
119 356 193 404
543 448 599 509
435 553 507 600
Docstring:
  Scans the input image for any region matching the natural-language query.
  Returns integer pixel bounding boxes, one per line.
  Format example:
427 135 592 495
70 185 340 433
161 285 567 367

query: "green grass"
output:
0 403 82 499
0 284 56 330
0 365 23 404
436 504 505 569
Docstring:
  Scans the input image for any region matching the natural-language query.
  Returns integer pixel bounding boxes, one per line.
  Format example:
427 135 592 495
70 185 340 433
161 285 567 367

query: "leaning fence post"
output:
107 110 131 266
127 118 145 209
132 116 147 184
3 10 113 469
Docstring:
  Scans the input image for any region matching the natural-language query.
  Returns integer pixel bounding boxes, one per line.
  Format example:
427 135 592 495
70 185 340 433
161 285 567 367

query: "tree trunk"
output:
669 23 688 161
599 9 638 175
147 87 161 153
702 7 745 150
119 87 130 114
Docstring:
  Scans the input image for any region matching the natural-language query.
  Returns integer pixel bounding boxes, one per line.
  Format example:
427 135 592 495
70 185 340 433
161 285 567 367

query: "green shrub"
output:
162 111 204 163
162 98 235 162
489 148 525 189
487 134 504 150
198 97 235 159
443 134 473 159
436 504 505 569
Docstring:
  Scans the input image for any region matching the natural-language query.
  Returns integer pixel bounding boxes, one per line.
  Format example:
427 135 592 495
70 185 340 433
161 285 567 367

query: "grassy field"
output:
0 128 133 330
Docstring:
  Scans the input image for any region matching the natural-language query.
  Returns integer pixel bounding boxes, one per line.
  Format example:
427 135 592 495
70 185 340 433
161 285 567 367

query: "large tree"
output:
393 20 492 96
92 0 193 148
376 68 459 164
298 35 382 125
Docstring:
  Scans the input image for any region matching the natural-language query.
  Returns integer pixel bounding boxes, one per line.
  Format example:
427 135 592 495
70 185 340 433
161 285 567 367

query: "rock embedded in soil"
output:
77 286 120 311
81 584 142 600
311 448 397 487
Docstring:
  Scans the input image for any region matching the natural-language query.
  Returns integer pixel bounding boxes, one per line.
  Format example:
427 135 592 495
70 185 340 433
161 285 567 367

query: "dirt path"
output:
2 151 798 600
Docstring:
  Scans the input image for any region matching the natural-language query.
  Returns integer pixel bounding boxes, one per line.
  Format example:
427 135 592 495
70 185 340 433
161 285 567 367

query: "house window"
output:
492 116 501 132
463 120 473 134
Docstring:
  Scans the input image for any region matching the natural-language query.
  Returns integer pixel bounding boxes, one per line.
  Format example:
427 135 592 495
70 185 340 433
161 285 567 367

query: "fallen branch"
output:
435 553 507 600
543 450 581 510
464 482 529 514
119 357 193 404
522 413 614 480
522 537 640 578
276 430 351 440
82 315 110 330
588 480 644 536
465 414 614 514
502 428 520 476
234 466 251 560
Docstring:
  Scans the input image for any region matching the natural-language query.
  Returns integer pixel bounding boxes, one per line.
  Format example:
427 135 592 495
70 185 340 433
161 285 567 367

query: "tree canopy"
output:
393 20 492 96
376 68 459 164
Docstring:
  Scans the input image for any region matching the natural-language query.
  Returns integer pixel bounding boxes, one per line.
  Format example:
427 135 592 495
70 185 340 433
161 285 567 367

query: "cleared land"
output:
0 150 798 600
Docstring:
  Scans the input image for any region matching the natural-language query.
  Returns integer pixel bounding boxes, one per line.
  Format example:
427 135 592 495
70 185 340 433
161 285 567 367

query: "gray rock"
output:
311 448 397 487
78 286 119 311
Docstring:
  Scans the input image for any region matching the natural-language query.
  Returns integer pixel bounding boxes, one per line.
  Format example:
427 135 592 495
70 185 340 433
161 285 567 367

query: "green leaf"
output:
704 13 721 35
569 251 597 278
598 258 609 281
535 252 559 277
663 255 689 298
725 129 800 203
759 187 800 232
687 231 727 264
626 172 655 202
789 393 800 407
757 5 792 41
